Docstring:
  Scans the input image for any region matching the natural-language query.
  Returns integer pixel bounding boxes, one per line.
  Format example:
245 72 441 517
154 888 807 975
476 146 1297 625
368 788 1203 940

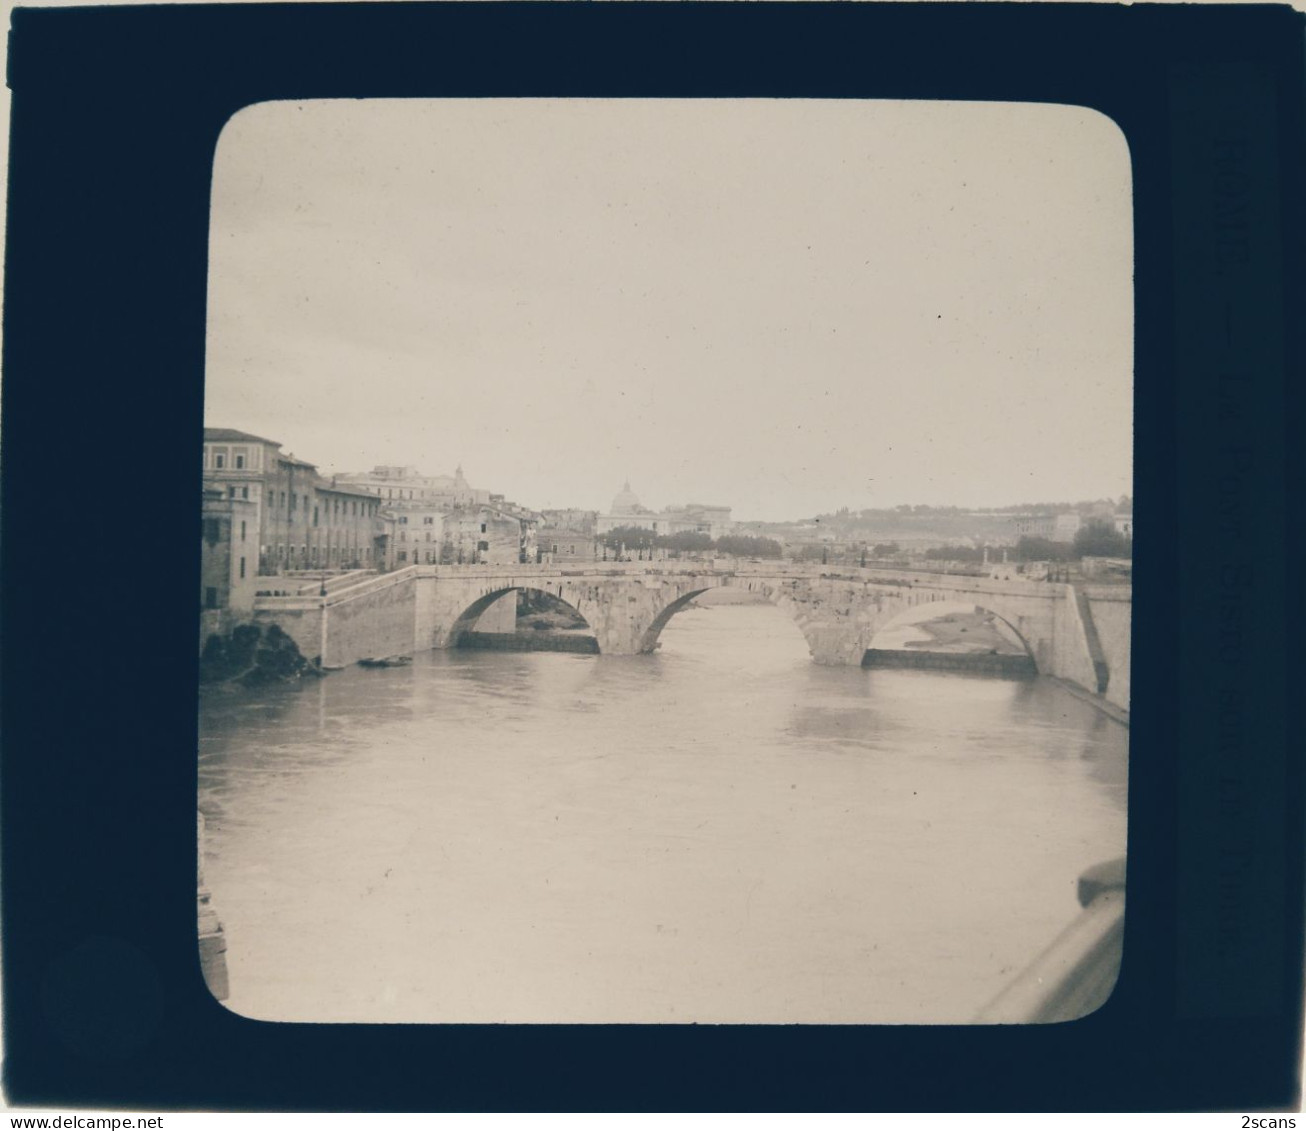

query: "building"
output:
1011 514 1058 540
1053 513 1083 542
200 485 260 647
333 464 491 509
440 502 540 565
335 462 542 566
200 486 259 616
663 503 734 540
537 509 600 562
596 482 658 535
595 483 733 540
388 505 447 566
203 428 387 577
540 508 599 533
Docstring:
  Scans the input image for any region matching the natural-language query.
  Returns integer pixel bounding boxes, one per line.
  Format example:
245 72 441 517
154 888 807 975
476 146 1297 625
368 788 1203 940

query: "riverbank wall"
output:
862 648 1036 678
460 631 600 654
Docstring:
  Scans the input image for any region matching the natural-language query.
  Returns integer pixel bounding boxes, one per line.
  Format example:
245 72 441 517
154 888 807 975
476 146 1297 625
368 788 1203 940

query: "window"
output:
204 587 219 610
234 449 247 469
242 486 249 499
202 519 221 544
213 448 227 469
239 557 246 579
480 523 487 534
280 491 286 507
229 486 236 498
424 516 434 525
291 493 298 512
399 516 408 525
313 506 319 527
240 521 247 541
425 532 432 542
398 551 408 562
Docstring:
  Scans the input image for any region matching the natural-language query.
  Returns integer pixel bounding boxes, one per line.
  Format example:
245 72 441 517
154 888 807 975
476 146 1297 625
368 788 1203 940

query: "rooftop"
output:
204 427 279 446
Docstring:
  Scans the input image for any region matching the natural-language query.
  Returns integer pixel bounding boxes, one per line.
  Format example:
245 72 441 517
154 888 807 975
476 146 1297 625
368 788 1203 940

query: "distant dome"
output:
610 480 642 514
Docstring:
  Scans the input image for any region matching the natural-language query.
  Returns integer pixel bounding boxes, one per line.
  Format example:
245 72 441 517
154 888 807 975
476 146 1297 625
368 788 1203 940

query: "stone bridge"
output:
248 562 1131 710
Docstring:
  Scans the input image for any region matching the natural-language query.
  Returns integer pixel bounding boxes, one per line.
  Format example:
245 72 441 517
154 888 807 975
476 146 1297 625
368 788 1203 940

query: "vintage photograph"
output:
196 98 1132 1024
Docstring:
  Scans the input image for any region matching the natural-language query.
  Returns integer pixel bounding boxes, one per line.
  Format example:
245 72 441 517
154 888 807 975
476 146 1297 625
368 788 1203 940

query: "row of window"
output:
265 492 378 520
201 518 250 543
261 544 376 566
205 445 251 471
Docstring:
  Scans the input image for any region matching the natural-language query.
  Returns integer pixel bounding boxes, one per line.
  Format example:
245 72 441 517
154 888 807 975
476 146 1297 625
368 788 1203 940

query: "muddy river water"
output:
198 600 1128 1024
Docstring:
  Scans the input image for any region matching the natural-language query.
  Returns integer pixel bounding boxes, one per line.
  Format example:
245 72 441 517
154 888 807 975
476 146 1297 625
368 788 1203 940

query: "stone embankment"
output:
863 649 1037 678
460 631 599 654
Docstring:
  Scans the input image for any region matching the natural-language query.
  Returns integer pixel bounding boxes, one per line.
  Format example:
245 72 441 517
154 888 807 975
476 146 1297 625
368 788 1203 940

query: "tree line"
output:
920 519 1132 563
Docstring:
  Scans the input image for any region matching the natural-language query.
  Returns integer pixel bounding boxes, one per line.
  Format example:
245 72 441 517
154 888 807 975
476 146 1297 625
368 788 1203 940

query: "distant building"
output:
389 505 447 566
537 510 599 562
334 464 491 509
596 482 733 540
540 508 598 534
336 463 542 565
538 528 600 562
596 482 659 535
1012 514 1058 540
1113 513 1133 540
440 502 540 565
1053 513 1083 542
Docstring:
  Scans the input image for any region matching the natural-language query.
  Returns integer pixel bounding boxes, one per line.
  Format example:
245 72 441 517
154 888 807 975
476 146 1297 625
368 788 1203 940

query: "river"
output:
198 600 1128 1024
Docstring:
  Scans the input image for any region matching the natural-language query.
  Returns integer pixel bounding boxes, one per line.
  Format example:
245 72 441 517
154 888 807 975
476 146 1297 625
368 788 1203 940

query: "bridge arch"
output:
446 585 596 648
636 578 820 658
865 599 1037 668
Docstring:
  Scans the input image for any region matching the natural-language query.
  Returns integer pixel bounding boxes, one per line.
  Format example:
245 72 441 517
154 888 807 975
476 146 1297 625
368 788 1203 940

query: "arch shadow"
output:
863 599 1037 674
448 586 597 649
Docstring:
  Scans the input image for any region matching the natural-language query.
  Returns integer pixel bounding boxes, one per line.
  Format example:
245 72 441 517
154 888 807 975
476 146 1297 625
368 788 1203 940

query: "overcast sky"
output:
205 98 1132 521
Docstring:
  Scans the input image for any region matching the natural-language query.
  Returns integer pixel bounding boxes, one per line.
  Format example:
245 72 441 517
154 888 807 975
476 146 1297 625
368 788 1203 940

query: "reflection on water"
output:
198 602 1128 1024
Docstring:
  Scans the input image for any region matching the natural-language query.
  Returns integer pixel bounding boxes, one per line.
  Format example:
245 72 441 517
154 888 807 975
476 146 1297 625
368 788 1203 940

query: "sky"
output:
205 98 1133 522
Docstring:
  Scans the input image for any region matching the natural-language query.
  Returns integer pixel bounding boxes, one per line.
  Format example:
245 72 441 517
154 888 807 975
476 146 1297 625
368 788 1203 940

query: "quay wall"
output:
1084 588 1132 711
862 649 1036 678
460 631 599 654
321 574 417 667
1051 586 1104 697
